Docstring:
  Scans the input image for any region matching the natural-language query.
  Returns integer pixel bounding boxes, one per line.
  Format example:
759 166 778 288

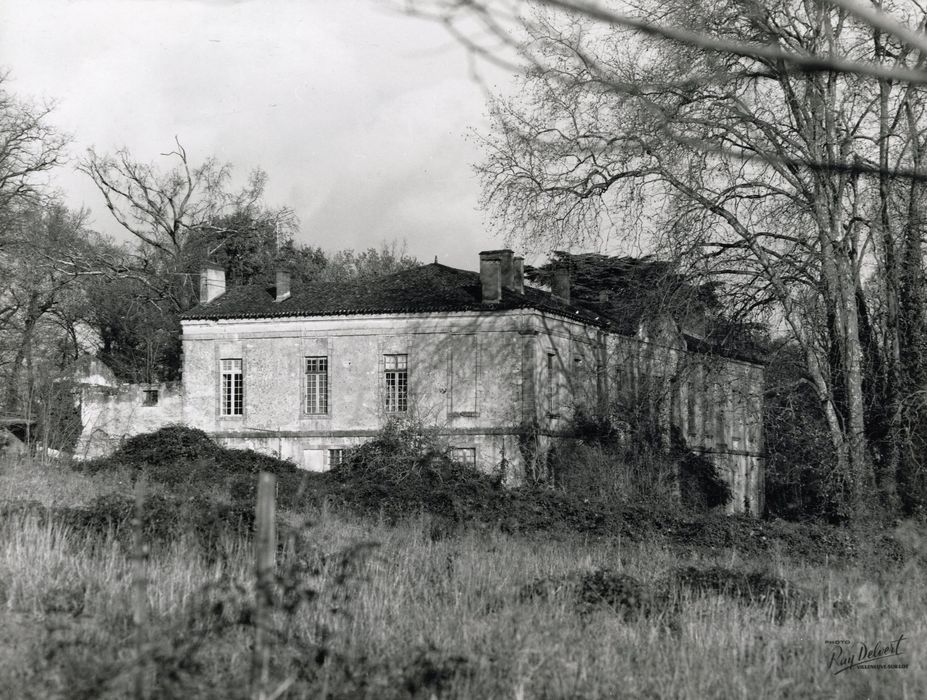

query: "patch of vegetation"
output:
0 493 253 554
577 569 653 620
326 419 505 523
75 426 306 509
678 451 732 511
519 564 815 625
41 425 917 572
666 566 817 621
79 425 299 481
2 454 926 699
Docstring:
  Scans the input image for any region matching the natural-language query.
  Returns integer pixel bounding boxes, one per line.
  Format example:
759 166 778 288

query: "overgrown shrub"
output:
75 426 304 507
577 569 652 619
763 345 840 521
549 440 679 509
519 563 815 624
4 493 254 555
551 417 732 514
328 417 504 522
678 452 732 511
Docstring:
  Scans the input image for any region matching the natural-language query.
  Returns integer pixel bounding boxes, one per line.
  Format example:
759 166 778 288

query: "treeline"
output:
0 74 418 427
454 0 927 521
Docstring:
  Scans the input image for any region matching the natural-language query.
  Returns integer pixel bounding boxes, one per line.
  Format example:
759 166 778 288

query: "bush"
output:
678 452 732 511
763 344 839 520
80 426 222 473
57 492 253 553
76 425 304 507
550 419 731 514
327 417 504 522
549 440 679 509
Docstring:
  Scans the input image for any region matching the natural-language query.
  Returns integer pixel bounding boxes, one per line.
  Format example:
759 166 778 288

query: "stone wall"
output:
75 381 183 459
180 309 614 482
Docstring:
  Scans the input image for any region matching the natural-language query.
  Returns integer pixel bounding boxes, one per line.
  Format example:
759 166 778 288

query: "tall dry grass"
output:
0 459 924 698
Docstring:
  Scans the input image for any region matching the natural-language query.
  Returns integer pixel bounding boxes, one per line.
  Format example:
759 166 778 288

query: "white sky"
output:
0 0 517 269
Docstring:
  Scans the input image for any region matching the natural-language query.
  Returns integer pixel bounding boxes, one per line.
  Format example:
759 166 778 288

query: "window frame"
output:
449 447 476 467
304 355 330 415
219 358 244 417
383 353 409 413
141 388 159 407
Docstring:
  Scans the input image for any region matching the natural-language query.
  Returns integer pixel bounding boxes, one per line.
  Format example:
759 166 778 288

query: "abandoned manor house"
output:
74 250 765 514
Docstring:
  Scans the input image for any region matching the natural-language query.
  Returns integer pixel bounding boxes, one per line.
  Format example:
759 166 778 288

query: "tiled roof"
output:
179 262 765 363
180 263 611 327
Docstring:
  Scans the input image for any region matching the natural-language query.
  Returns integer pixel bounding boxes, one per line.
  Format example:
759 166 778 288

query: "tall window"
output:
220 359 243 416
686 377 698 436
305 356 329 414
546 353 557 415
384 353 408 413
715 385 727 445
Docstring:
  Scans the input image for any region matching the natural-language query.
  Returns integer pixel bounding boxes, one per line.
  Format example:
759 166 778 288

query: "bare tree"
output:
0 71 68 246
79 140 297 309
80 139 275 260
406 0 927 515
0 202 92 411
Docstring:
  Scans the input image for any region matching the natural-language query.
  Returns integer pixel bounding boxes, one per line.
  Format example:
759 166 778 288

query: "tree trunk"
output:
874 55 901 511
897 95 927 511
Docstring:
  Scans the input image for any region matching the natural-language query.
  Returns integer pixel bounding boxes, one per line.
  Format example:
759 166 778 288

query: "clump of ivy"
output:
678 451 732 511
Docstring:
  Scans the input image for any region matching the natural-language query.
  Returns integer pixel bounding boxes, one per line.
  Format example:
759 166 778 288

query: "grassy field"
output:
0 455 924 700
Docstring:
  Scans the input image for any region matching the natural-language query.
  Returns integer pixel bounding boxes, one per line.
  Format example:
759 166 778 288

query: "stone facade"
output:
75 251 765 514
180 308 601 480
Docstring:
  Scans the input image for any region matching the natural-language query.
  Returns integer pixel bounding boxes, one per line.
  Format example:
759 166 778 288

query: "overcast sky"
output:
0 0 518 269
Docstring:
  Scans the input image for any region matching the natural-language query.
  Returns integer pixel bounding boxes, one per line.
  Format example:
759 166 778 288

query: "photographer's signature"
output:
825 635 908 675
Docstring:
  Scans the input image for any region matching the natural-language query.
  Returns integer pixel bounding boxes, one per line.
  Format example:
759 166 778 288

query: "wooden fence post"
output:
132 474 149 700
252 471 277 700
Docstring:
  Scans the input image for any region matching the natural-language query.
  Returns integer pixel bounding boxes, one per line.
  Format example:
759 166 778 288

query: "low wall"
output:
75 382 183 459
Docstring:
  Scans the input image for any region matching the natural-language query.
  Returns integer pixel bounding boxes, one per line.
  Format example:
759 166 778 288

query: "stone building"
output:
75 250 765 514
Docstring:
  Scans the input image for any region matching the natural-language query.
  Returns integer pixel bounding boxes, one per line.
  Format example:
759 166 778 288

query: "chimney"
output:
479 249 516 304
552 267 570 305
500 250 514 290
275 269 291 302
199 263 226 303
479 251 502 304
512 256 525 294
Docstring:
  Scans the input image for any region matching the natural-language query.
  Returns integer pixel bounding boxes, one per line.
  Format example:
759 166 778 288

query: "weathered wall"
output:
73 304 765 514
181 309 764 512
75 382 183 459
601 327 765 515
181 311 540 480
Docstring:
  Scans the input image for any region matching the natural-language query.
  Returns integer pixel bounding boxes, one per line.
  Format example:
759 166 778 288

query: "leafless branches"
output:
404 0 927 182
408 0 927 509
0 72 69 246
78 139 269 259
